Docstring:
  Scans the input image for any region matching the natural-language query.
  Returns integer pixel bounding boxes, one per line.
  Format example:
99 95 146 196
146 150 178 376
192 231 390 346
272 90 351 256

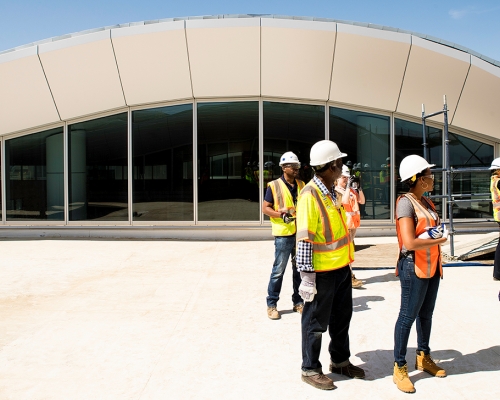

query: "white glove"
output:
299 272 317 302
427 225 444 239
346 176 353 189
281 212 295 224
441 223 449 239
417 231 431 240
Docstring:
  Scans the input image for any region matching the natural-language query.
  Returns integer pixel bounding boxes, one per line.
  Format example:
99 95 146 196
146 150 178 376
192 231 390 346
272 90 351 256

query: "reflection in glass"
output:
330 108 390 220
132 104 193 221
395 119 443 215
69 113 128 221
197 102 259 221
449 132 493 218
5 127 64 220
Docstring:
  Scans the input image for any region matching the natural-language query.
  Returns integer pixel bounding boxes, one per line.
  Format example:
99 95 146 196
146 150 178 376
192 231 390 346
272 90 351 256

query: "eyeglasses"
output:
284 164 300 170
423 174 435 180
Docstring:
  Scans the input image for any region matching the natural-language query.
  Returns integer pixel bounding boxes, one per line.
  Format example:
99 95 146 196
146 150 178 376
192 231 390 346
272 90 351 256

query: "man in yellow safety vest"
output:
296 140 365 390
262 152 305 320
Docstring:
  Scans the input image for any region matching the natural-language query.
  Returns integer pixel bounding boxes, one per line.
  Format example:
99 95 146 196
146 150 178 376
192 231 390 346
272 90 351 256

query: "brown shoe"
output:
351 273 363 289
267 306 280 320
393 362 415 393
415 351 446 377
329 362 365 379
293 303 304 314
301 373 336 390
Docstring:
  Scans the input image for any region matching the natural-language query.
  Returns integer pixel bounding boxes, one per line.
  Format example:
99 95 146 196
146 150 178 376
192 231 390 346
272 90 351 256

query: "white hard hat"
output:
279 151 300 166
399 154 435 182
489 157 500 170
364 163 370 168
341 165 350 177
310 140 347 167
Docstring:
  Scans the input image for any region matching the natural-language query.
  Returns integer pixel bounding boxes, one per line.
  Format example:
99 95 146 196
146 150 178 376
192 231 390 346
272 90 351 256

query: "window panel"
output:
197 102 259 221
132 104 193 221
5 127 64 221
330 108 390 220
68 113 128 221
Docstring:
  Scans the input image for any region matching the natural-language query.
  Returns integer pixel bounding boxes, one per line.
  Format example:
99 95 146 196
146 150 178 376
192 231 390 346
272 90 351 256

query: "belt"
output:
399 251 414 261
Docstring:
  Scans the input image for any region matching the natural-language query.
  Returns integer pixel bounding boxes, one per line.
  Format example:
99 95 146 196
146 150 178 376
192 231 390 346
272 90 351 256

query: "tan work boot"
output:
267 306 280 320
393 362 415 393
352 273 363 289
415 351 446 377
293 303 304 314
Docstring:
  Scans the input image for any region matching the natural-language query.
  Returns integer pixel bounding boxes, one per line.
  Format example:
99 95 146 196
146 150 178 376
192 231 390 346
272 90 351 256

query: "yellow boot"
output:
393 362 415 393
415 351 446 377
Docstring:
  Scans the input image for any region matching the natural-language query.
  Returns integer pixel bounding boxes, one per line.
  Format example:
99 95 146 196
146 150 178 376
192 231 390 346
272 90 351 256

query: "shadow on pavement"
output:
353 295 385 312
354 346 500 381
361 272 399 285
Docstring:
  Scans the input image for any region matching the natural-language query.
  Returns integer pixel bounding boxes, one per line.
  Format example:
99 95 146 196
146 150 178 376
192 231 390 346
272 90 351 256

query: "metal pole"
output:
443 95 455 256
421 104 429 161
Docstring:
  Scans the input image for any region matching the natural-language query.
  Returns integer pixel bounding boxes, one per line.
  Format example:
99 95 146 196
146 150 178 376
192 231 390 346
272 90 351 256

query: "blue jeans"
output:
266 235 302 307
301 266 352 372
394 256 440 367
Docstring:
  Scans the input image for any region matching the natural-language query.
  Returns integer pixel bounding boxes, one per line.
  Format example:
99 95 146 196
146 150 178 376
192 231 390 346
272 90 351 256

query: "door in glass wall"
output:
68 113 128 221
449 132 493 219
330 108 390 220
263 102 325 219
132 104 193 221
395 119 443 215
197 102 259 221
5 127 64 221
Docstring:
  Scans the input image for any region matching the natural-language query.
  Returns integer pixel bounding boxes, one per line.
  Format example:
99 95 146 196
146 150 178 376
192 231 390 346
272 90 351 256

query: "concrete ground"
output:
0 237 499 399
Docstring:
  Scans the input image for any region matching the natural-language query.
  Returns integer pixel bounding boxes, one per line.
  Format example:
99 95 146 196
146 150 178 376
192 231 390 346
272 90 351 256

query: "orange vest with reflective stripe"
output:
490 175 500 222
395 194 442 279
335 186 360 230
268 178 305 236
296 181 353 271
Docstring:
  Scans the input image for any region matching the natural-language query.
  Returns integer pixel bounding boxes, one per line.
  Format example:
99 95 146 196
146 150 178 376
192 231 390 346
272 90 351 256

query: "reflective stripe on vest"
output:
490 176 500 222
268 178 305 236
296 182 353 271
395 194 442 279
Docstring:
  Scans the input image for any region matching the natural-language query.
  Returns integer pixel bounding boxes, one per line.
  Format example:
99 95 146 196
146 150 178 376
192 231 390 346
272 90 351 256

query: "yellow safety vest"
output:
268 178 305 236
296 181 354 272
490 175 500 222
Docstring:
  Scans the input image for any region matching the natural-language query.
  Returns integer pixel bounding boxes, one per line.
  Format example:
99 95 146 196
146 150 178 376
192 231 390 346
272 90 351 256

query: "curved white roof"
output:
1 14 499 140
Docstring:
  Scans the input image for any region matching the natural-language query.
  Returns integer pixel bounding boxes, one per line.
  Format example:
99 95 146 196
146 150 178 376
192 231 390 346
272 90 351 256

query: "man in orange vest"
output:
262 152 305 320
335 165 365 288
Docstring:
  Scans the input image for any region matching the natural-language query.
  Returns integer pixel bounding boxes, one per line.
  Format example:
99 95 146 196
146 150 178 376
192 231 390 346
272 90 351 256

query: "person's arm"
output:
357 188 365 205
262 200 283 218
398 217 447 251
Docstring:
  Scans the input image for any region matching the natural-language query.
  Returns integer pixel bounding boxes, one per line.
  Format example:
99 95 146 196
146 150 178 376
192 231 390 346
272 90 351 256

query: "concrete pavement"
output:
0 238 498 399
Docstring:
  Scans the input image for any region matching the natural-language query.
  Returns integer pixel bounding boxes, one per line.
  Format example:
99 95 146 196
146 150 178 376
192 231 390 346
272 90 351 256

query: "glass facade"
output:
0 102 496 226
330 108 390 220
395 119 443 214
68 113 128 221
5 127 64 220
132 104 193 221
197 102 259 221
449 132 493 218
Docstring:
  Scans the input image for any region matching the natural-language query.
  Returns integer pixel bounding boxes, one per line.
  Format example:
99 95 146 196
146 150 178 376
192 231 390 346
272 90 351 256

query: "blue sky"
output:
1 0 499 62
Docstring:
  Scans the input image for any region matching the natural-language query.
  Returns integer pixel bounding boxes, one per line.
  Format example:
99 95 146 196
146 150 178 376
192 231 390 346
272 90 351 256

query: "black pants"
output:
301 266 352 372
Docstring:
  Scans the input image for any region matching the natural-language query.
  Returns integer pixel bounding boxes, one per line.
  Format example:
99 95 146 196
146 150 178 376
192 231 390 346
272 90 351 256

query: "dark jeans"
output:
494 224 500 280
394 256 440 367
266 235 302 307
301 266 352 372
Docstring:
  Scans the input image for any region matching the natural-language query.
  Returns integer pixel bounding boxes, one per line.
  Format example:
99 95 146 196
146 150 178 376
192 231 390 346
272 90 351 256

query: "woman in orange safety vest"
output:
392 154 449 394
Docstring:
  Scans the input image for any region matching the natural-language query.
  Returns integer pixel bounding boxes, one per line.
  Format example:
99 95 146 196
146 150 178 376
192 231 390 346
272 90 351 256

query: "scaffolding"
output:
421 96 494 257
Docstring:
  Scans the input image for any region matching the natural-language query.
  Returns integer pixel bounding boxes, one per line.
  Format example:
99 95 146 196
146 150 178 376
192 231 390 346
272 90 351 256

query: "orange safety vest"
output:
490 175 500 222
395 193 442 279
335 186 360 230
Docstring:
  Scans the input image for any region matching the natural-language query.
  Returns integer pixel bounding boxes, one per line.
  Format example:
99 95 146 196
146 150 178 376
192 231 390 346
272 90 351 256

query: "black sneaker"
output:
329 362 365 379
301 373 336 390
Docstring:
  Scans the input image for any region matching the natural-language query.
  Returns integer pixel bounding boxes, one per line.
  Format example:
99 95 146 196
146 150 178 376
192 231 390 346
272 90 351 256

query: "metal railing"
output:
422 97 495 256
